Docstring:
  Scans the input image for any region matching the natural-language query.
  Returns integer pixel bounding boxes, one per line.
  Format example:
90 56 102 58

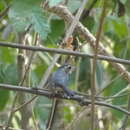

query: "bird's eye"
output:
66 65 72 71
68 66 72 69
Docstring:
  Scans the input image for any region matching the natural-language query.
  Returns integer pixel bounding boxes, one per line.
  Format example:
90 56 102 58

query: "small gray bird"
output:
46 64 75 130
46 64 75 97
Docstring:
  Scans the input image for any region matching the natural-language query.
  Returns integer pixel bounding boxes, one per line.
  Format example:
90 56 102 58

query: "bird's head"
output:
59 64 75 74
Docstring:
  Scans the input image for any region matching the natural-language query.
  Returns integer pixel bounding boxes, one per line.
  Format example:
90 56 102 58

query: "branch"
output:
90 1 107 129
44 5 130 83
0 42 130 65
64 0 87 40
0 83 130 115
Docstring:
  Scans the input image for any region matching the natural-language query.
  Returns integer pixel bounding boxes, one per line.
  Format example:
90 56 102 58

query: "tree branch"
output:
90 1 107 129
0 83 130 116
44 4 130 83
0 42 130 65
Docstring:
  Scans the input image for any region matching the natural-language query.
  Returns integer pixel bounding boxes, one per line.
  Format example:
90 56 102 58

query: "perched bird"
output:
46 64 75 130
46 64 75 96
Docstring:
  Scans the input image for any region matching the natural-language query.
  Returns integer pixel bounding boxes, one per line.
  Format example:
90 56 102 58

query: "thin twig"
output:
0 42 130 65
91 1 107 129
19 33 38 85
64 0 88 39
13 96 37 113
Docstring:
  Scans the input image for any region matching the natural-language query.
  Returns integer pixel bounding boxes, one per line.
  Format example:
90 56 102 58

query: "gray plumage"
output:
46 64 75 96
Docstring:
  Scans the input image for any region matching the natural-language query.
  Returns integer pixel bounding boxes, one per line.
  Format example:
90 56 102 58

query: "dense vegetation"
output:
0 0 130 129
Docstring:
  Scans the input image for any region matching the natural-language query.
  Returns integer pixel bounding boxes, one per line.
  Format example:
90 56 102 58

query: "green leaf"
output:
31 11 50 40
8 9 30 32
0 47 16 63
10 0 42 16
63 104 73 123
96 61 104 88
0 90 10 111
77 57 91 92
0 63 18 110
44 19 65 44
104 78 127 96
126 0 130 16
4 64 18 84
104 15 127 40
67 0 82 13
0 64 18 84
8 0 39 32
82 16 95 31
49 0 63 7
8 0 50 40
30 71 39 87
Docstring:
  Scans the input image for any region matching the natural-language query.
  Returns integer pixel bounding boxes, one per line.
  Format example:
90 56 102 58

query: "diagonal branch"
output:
44 4 130 83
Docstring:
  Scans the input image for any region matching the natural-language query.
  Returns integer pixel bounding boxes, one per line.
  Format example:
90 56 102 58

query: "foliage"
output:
8 0 50 40
49 0 63 7
0 0 130 129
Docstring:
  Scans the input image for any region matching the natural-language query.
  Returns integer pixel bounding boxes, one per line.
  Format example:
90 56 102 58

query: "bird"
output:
45 64 75 97
46 64 75 130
